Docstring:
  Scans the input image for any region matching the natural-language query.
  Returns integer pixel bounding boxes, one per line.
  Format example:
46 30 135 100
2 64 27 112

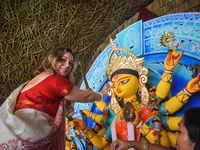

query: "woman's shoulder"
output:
39 72 65 80
39 72 73 86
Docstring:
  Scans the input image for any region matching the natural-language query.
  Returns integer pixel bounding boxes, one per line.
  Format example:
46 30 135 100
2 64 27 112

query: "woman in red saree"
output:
0 47 110 150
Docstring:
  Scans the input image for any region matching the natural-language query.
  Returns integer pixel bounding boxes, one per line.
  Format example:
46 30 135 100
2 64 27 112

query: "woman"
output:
110 107 200 150
0 47 110 149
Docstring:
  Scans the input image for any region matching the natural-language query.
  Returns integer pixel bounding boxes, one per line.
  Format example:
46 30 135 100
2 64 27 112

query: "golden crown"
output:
106 39 148 80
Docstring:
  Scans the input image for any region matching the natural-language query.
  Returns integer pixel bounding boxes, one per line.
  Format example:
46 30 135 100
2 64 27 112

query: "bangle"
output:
136 121 151 136
98 92 104 100
164 69 173 73
142 141 148 150
136 120 143 129
161 69 173 83
175 89 190 104
90 112 97 120
82 127 95 139
184 87 192 96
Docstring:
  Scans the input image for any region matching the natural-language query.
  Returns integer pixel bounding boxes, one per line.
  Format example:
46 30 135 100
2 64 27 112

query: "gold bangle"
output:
82 127 95 139
176 89 190 104
142 141 148 150
160 70 173 83
136 121 151 136
90 112 97 120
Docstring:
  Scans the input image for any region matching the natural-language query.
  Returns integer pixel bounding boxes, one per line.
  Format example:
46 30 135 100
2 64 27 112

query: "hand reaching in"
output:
100 83 111 97
111 139 133 150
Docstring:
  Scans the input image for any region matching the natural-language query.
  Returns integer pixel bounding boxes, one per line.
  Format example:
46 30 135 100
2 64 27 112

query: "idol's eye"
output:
119 79 129 85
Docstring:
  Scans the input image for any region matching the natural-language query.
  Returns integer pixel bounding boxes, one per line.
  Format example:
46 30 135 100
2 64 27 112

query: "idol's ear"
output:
138 74 149 106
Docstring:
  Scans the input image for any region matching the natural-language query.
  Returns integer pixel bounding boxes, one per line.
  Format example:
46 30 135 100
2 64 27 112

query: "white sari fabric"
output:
0 83 66 150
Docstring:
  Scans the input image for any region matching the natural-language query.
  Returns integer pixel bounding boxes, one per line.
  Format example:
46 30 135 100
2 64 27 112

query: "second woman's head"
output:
176 107 200 150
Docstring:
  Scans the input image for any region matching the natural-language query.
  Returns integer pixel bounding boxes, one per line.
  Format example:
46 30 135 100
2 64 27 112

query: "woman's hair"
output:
184 107 200 150
34 47 77 83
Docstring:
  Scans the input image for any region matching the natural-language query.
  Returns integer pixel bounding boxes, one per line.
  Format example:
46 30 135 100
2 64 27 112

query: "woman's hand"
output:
164 42 184 71
111 139 133 150
100 83 111 97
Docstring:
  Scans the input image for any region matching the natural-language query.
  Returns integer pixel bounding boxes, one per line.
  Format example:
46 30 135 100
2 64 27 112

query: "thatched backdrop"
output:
0 0 154 105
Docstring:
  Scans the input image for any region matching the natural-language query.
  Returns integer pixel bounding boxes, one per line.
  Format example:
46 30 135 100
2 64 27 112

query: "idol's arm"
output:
69 118 111 149
161 75 200 114
156 43 184 99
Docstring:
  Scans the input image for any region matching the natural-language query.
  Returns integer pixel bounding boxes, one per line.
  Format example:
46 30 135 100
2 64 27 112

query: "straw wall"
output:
0 0 154 105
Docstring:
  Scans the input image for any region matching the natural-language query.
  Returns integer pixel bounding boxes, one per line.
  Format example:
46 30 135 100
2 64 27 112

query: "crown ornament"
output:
160 31 176 49
106 39 148 80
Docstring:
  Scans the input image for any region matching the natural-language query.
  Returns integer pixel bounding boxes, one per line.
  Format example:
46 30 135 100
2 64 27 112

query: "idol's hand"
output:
164 42 184 71
132 102 140 125
185 74 200 94
100 83 111 97
82 109 91 118
69 118 87 131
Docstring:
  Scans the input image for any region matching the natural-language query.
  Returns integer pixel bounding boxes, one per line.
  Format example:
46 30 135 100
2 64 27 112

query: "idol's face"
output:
111 73 139 100
175 117 195 150
56 52 74 77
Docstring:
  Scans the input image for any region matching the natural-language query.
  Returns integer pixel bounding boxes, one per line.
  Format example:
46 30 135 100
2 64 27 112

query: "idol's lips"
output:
117 90 122 93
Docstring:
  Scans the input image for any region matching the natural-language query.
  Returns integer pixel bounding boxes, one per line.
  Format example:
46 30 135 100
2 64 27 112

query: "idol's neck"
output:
123 94 137 102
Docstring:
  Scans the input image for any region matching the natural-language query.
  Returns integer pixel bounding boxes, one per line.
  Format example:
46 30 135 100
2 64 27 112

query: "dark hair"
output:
184 107 200 150
111 69 139 80
35 47 77 83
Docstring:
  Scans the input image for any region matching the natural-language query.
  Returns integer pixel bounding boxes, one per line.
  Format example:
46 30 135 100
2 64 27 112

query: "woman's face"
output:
56 52 74 77
175 117 195 150
111 73 139 100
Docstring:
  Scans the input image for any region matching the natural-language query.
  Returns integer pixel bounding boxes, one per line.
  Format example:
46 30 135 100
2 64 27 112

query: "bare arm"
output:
110 139 173 150
64 83 110 103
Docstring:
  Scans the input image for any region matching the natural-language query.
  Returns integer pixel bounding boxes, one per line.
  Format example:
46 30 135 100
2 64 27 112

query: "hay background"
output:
0 0 155 105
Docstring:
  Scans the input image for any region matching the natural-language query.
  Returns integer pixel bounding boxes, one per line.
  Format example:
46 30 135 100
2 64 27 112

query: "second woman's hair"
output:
184 107 200 150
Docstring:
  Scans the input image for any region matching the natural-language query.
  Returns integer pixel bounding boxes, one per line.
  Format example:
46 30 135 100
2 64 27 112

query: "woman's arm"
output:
110 139 173 150
64 83 110 103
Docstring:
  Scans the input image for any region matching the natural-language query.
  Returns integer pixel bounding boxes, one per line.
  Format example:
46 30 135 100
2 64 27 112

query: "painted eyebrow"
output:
112 76 131 83
118 76 131 82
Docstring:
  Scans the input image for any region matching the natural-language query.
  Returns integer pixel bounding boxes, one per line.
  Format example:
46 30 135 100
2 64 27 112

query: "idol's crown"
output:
106 39 148 80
